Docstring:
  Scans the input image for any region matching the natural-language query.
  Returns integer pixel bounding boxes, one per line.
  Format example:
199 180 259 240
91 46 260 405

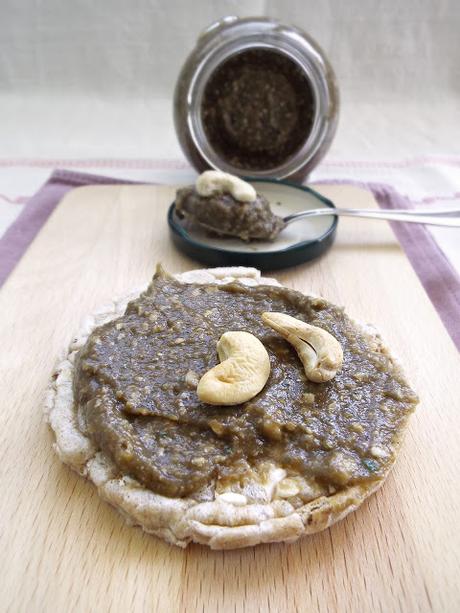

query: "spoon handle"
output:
284 207 460 227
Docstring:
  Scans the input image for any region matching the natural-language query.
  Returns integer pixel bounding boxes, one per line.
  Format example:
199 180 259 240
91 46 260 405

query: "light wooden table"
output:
1 184 459 612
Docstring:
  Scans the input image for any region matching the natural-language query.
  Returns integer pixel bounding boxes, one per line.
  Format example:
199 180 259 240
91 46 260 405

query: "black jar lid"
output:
168 178 338 271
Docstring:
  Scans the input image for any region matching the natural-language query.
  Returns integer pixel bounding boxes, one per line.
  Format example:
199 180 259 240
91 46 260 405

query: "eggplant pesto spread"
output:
175 186 285 241
201 49 315 171
74 269 417 499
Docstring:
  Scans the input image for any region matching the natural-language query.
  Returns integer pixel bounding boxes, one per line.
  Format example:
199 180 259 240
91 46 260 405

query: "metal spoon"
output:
283 207 460 227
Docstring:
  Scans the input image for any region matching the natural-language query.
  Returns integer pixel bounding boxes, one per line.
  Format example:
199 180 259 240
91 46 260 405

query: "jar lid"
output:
168 178 338 270
174 17 339 181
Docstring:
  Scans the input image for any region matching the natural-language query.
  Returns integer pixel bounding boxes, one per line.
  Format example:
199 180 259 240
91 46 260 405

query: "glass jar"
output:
173 16 339 182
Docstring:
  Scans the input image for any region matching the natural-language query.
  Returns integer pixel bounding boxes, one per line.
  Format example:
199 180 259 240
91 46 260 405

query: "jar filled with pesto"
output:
174 16 339 182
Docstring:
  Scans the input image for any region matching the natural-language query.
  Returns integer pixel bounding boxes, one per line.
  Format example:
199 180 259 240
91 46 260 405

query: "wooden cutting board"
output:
1 184 459 612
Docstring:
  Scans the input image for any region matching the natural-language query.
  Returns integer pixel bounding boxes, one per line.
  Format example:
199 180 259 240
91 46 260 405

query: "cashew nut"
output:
197 331 270 405
195 170 257 203
262 312 343 382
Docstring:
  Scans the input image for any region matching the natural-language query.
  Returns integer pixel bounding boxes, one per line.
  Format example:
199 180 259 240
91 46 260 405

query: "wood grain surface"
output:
0 184 459 613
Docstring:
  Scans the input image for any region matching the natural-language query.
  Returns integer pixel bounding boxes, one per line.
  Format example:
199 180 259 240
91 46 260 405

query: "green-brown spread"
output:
74 268 417 498
175 186 285 241
201 49 315 171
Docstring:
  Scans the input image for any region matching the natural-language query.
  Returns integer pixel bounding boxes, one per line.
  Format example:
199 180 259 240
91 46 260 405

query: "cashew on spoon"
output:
195 170 257 203
262 312 343 383
197 331 270 406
